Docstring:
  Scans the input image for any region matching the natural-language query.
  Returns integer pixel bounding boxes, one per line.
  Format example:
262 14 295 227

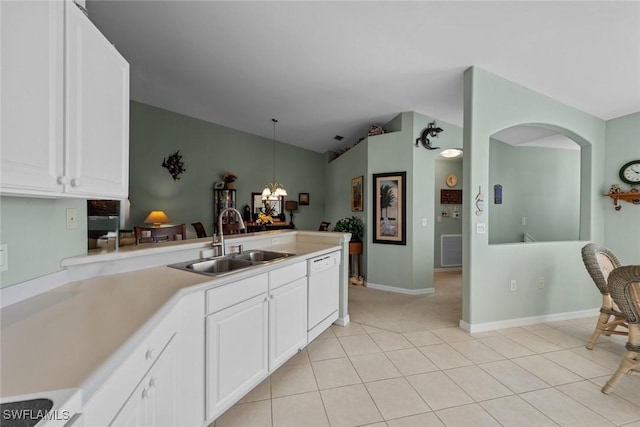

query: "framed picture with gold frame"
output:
351 176 363 211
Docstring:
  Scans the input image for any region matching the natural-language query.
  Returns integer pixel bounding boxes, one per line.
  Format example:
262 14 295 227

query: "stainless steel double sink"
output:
169 249 294 277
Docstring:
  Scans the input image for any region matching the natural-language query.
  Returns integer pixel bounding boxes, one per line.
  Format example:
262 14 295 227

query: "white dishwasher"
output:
307 251 340 342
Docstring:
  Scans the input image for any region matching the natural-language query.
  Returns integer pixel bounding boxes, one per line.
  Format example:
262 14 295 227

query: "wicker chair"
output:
601 265 640 394
581 243 628 350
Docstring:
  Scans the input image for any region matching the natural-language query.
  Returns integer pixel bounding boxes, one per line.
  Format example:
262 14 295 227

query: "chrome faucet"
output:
217 207 246 256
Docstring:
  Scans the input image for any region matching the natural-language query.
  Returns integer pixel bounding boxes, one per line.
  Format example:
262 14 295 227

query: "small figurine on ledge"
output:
221 172 237 189
609 184 622 194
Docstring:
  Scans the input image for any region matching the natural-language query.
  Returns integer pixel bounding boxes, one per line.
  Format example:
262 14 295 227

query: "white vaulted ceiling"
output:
87 1 640 153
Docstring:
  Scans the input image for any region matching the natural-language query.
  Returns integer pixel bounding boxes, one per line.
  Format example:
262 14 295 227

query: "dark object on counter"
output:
1 398 54 427
243 205 251 221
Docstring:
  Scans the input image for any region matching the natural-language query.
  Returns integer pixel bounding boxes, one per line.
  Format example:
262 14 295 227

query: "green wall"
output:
488 140 581 244
329 112 464 292
324 140 368 275
463 67 606 326
0 196 87 287
604 112 640 263
129 102 326 236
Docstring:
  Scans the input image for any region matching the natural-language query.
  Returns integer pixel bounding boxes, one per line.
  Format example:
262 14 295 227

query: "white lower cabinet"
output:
109 335 177 427
81 307 179 427
206 292 269 420
269 276 308 371
205 261 308 423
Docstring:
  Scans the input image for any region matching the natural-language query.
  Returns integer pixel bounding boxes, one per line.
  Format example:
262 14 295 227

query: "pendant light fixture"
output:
262 118 287 201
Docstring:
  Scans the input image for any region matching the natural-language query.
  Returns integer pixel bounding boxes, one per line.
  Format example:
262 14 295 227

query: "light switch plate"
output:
0 244 8 272
66 208 78 229
476 223 486 234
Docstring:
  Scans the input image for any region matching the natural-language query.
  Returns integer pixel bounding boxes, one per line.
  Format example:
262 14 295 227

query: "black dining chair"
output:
191 222 207 238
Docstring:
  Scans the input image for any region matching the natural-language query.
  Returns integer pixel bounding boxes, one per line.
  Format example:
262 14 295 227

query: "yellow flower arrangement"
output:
256 212 273 225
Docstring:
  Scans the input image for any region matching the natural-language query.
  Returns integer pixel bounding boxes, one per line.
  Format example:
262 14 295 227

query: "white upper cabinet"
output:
65 2 129 198
0 0 129 199
0 0 65 194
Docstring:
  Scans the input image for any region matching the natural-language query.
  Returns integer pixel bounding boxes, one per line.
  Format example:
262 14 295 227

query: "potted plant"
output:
333 216 364 254
334 216 365 285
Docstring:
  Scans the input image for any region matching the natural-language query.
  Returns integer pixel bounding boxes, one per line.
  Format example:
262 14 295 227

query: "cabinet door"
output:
110 339 177 427
108 374 148 427
269 277 308 371
146 338 177 427
0 0 64 195
65 2 129 198
206 293 268 420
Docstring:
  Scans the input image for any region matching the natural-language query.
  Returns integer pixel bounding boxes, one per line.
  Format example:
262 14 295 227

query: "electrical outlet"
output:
66 208 77 229
422 218 427 227
510 279 517 291
538 277 545 289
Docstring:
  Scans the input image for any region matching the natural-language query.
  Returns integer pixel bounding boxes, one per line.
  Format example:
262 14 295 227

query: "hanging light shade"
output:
262 118 287 201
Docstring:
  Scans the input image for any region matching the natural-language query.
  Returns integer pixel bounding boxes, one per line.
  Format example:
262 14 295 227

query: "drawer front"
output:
269 262 307 290
206 273 268 314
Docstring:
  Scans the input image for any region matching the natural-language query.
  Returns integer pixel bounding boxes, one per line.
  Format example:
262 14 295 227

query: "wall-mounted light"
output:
415 121 444 150
440 148 463 158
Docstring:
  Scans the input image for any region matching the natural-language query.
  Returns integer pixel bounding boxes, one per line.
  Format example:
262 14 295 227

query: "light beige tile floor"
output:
213 272 640 427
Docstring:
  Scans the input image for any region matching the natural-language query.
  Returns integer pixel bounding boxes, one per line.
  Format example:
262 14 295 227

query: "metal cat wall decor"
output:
162 150 186 180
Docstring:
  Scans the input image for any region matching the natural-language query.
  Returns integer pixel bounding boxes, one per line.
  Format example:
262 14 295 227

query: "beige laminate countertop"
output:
0 241 340 402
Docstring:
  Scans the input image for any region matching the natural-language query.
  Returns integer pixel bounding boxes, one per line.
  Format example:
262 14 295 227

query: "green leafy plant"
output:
333 216 364 242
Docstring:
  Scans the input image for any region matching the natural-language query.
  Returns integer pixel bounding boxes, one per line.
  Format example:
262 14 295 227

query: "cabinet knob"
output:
70 178 81 187
141 388 150 400
145 349 154 360
57 176 70 185
149 377 157 388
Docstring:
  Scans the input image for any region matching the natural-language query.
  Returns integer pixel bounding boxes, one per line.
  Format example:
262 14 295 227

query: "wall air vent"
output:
333 135 344 141
441 234 462 267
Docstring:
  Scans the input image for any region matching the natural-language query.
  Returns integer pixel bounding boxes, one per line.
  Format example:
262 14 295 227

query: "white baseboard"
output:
365 282 435 295
434 267 462 273
459 308 600 333
334 314 350 326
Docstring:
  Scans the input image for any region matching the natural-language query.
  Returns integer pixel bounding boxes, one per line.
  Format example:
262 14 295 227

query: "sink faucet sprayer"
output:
215 207 246 256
